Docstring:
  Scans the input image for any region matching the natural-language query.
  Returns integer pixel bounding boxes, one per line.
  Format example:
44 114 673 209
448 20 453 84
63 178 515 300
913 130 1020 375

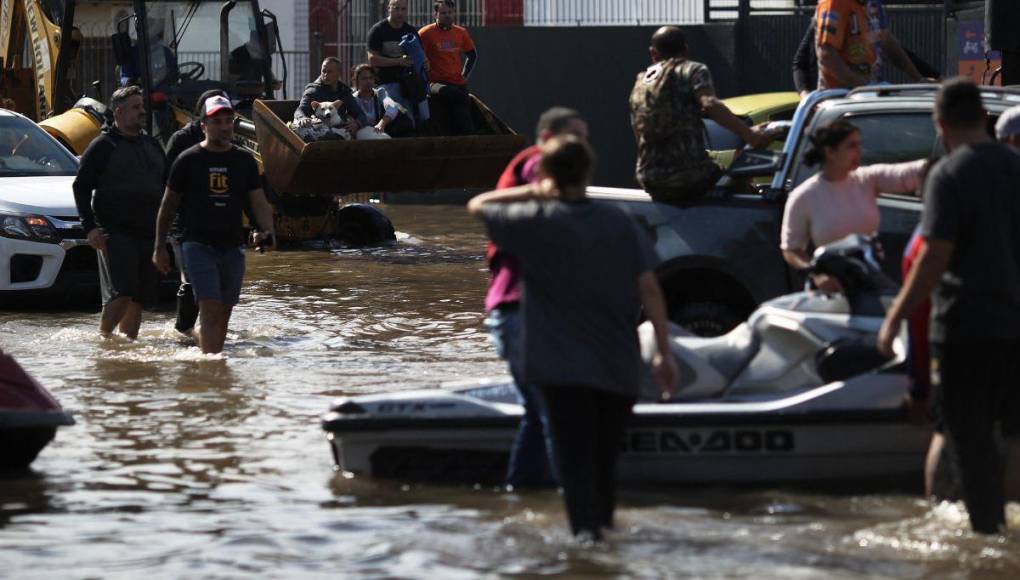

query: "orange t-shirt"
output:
815 0 876 89
419 23 475 86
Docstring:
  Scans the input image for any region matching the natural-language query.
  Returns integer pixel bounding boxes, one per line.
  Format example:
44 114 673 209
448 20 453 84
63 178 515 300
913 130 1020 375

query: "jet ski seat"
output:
640 322 760 400
674 322 760 382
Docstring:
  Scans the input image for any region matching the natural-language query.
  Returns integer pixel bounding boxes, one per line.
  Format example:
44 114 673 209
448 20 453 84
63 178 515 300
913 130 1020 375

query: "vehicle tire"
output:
336 204 396 246
673 301 742 337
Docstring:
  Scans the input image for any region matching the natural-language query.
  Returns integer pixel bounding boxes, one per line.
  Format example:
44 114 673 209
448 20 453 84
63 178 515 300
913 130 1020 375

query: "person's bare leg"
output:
925 433 948 498
100 297 131 336
197 299 230 354
118 301 143 339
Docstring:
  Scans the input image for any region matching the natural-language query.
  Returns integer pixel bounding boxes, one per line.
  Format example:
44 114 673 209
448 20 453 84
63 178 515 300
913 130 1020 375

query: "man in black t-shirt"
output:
367 0 430 127
164 89 230 338
152 96 276 354
879 78 1020 535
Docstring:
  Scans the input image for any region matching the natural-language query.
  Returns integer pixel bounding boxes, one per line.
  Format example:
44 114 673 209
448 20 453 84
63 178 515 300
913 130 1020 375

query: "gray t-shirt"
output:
483 199 658 396
921 142 1020 343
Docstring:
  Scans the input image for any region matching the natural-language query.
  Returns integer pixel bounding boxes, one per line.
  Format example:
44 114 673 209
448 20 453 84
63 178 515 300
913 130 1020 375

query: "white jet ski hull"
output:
322 373 932 486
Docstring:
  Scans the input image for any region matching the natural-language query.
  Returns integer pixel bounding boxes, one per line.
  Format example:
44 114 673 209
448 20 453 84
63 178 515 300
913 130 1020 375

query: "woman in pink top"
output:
780 120 926 290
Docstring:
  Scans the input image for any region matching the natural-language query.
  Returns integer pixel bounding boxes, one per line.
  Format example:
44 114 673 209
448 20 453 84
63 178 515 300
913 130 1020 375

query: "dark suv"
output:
590 84 1020 335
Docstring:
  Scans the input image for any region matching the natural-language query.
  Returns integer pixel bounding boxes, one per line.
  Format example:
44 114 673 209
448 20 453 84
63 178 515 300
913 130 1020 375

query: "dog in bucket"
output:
291 100 354 142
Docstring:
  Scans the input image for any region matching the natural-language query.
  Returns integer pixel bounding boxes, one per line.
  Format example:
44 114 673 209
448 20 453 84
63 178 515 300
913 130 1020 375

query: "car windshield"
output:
0 116 79 177
790 112 937 188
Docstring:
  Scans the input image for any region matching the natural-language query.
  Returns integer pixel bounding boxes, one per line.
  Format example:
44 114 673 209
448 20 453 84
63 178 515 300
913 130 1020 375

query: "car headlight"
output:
0 213 61 243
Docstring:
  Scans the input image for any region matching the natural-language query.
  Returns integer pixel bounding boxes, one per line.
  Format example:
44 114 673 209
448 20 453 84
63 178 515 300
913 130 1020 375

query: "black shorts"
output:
931 339 1020 438
97 232 158 306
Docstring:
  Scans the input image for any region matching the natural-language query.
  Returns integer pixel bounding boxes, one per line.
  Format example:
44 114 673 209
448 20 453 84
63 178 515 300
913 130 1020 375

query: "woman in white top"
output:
351 63 405 140
780 119 926 290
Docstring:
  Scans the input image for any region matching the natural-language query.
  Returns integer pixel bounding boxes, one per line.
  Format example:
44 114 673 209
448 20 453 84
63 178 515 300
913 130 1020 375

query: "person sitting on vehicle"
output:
793 4 939 97
367 0 430 129
780 119 926 291
629 26 771 203
996 104 1020 149
293 57 368 133
351 64 413 139
419 0 477 135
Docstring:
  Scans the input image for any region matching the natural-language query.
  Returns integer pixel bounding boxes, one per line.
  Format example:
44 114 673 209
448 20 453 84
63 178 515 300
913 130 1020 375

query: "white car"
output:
0 108 94 303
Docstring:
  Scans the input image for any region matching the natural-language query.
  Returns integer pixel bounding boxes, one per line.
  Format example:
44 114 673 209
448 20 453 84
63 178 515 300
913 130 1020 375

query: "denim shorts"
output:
181 242 245 306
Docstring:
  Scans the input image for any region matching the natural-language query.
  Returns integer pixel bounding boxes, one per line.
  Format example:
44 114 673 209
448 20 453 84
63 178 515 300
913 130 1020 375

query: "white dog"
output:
292 100 352 142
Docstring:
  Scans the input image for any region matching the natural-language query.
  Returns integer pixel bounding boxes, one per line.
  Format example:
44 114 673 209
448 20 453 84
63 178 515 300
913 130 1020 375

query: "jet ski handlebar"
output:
808 235 897 296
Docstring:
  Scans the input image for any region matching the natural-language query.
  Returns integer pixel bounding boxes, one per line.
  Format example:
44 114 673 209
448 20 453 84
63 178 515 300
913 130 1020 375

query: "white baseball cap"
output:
202 95 234 118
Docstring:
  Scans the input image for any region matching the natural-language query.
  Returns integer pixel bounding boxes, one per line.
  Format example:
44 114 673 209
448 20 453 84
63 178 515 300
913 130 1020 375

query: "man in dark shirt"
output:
152 96 276 354
72 85 166 339
879 78 1020 534
629 26 770 203
164 89 229 338
293 57 368 131
367 0 429 127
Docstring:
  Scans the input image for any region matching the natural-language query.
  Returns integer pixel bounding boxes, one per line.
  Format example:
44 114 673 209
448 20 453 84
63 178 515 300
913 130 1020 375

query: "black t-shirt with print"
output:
367 19 418 84
168 144 260 247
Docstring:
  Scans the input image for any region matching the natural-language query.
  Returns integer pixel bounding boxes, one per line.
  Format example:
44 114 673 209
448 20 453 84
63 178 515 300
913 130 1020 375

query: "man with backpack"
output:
629 26 771 203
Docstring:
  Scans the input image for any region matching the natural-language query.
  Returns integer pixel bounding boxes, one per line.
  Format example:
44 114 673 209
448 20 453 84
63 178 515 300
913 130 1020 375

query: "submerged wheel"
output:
673 301 742 337
335 204 396 246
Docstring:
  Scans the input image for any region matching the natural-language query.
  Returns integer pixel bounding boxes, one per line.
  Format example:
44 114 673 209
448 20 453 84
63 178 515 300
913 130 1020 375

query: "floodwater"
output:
1 204 1018 579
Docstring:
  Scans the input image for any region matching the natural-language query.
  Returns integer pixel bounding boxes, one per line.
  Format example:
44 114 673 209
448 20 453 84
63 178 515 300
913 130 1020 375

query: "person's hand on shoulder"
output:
87 228 107 252
532 178 559 200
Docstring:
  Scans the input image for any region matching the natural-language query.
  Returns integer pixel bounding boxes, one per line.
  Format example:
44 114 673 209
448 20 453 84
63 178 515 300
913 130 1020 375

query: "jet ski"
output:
0 352 75 469
322 236 931 485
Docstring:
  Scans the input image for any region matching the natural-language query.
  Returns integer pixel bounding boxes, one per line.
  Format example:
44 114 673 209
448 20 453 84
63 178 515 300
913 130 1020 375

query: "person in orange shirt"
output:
815 0 877 89
419 0 477 135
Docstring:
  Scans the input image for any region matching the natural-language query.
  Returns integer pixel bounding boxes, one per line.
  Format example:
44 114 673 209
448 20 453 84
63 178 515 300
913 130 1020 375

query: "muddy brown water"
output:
1 204 1017 578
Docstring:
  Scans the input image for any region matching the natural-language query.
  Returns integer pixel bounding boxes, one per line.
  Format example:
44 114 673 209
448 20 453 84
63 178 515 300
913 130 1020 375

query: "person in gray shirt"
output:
468 135 677 540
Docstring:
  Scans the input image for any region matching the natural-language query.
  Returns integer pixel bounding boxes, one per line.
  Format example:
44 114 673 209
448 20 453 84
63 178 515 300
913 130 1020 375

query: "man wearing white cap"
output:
996 105 1020 149
152 95 276 354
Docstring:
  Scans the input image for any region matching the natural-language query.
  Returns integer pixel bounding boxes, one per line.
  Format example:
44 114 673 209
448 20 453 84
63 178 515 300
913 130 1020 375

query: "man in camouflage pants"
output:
629 26 772 203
